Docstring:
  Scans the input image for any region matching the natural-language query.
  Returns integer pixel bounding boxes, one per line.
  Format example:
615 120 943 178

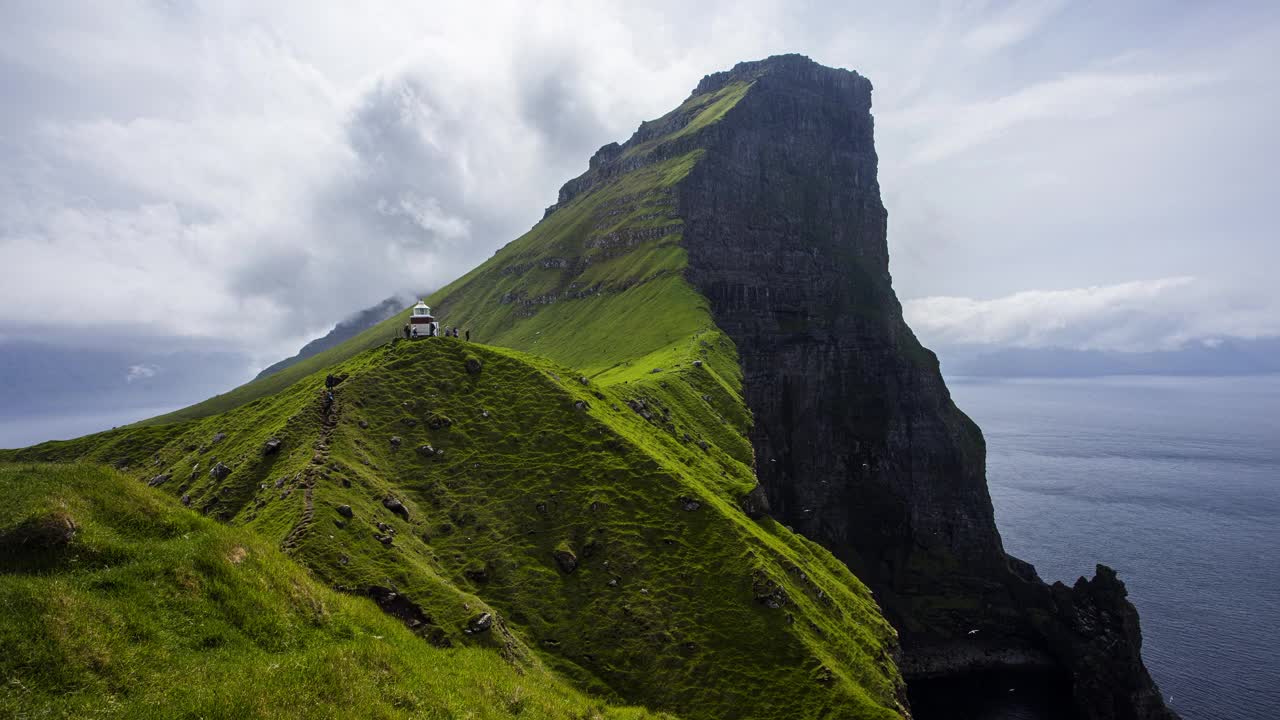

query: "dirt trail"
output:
281 388 339 553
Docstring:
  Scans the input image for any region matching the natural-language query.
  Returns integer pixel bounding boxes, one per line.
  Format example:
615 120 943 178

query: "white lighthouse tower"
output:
409 300 438 338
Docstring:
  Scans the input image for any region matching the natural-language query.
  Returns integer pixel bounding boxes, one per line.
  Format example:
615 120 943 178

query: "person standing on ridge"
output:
465 328 471 342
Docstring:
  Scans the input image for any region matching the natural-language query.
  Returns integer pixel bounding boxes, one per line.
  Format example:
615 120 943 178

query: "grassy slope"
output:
0 463 667 720
6 340 906 720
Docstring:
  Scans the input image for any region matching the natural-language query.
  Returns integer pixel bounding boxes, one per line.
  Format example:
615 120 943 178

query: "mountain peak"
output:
547 55 872 217
692 53 870 96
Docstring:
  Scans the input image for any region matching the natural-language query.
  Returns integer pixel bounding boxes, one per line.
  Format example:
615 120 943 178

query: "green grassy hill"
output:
5 339 906 719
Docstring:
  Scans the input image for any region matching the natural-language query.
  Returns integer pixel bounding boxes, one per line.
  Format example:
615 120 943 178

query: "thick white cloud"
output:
0 0 1277 369
905 277 1280 352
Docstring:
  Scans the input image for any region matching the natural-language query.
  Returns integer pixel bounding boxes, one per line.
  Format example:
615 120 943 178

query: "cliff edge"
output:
557 54 1177 720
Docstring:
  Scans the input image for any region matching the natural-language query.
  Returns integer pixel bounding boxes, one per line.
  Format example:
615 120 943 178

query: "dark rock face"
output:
660 55 1175 720
382 495 410 521
739 483 771 519
553 548 578 574
367 585 449 646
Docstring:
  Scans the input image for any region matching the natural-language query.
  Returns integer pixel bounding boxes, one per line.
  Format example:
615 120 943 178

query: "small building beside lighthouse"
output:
409 300 438 338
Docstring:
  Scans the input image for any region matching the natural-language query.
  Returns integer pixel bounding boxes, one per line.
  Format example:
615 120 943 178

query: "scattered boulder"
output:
210 432 227 445
367 586 450 647
693 360 703 368
374 533 394 546
147 473 171 487
382 495 410 521
209 462 232 481
553 547 578 574
752 572 790 609
464 612 493 634
465 357 483 375
739 484 772 520
357 419 369 429
679 497 701 511
627 398 653 420
181 494 192 507
401 417 417 427
389 436 402 449
464 565 489 583
578 376 590 385
416 444 436 457
263 438 282 455
573 400 590 412
427 414 453 430
335 505 354 519
274 476 288 489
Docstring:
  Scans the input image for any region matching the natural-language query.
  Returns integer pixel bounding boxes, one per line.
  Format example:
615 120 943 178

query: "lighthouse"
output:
409 300 438 338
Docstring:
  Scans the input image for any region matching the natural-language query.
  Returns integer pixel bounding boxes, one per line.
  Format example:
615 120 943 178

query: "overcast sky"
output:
2 0 1278 370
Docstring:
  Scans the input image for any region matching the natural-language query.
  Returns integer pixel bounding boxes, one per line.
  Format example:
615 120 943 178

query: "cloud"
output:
961 0 1067 54
0 2 695 361
0 0 1276 374
883 68 1214 166
125 363 159 383
904 277 1280 352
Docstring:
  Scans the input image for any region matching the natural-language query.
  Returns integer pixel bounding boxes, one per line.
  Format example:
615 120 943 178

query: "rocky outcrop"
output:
591 54 1176 719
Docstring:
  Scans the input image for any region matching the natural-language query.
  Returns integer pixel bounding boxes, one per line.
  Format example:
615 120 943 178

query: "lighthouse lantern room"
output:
409 300 438 338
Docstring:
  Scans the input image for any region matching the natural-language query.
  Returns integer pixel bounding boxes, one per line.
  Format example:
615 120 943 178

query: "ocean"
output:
947 375 1280 720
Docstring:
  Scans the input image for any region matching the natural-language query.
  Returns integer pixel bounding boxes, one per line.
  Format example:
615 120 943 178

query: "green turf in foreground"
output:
0 463 671 720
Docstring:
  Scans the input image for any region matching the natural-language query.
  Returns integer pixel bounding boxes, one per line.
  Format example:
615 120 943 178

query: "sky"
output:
2 0 1279 435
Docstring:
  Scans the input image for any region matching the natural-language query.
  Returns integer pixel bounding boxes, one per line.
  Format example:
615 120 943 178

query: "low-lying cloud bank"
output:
904 277 1280 354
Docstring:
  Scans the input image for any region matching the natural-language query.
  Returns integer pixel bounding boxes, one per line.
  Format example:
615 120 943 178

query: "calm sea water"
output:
947 375 1280 720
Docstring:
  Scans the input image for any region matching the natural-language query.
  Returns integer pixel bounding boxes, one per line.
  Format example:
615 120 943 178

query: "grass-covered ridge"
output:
6 339 907 719
0 463 669 719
